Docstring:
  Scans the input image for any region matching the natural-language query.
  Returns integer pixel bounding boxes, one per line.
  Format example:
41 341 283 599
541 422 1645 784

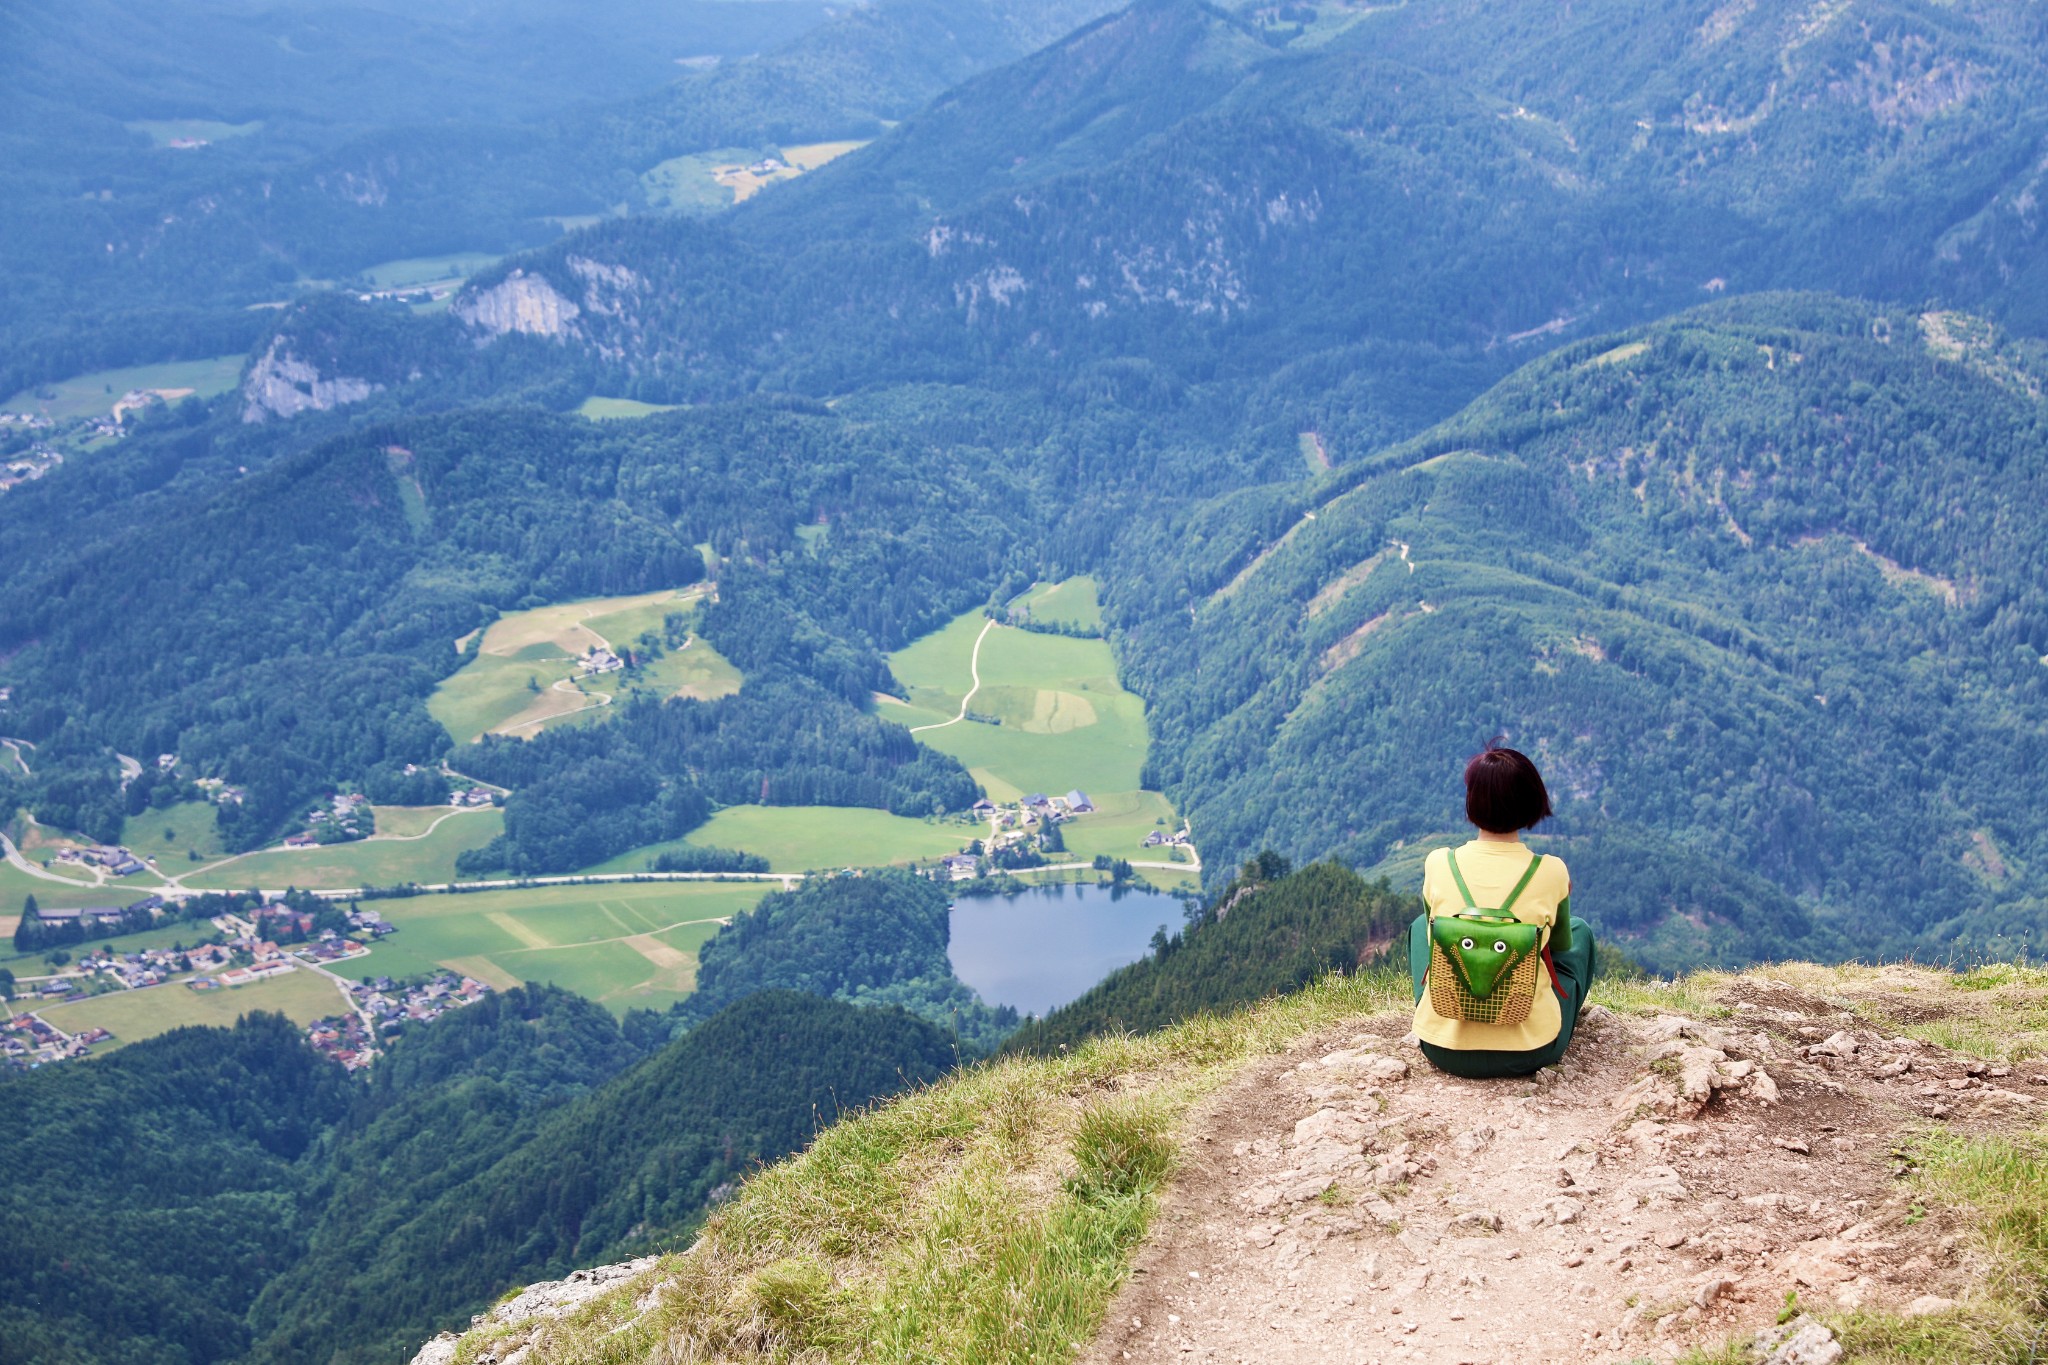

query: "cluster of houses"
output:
283 792 372 848
932 790 1102 882
1142 828 1194 850
3 1014 110 1067
450 786 497 808
53 844 147 877
310 971 493 1068
0 446 60 494
193 777 247 805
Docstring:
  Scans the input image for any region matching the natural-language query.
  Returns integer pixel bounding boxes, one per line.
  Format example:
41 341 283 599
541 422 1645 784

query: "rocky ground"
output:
1079 972 2046 1365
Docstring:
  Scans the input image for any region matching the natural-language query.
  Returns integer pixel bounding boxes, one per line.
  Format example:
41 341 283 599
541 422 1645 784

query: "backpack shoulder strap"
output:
1445 848 1475 907
1498 853 1543 912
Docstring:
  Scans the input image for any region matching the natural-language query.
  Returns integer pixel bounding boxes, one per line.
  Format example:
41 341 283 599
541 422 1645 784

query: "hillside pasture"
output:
1 354 243 422
181 809 504 891
641 147 763 212
362 252 499 290
588 806 973 875
35 966 342 1051
118 800 230 867
125 118 262 147
576 396 683 420
886 612 1151 798
1006 575 1105 631
354 881 768 1015
428 586 735 745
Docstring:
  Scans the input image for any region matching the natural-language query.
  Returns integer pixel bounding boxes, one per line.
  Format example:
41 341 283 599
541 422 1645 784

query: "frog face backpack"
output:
1426 851 1544 1026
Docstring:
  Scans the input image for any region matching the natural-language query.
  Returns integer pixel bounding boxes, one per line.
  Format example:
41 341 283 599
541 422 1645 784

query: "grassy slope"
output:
430 587 735 745
0 355 243 420
33 966 343 1050
590 806 975 875
354 880 769 1015
438 961 2048 1365
118 799 230 865
181 809 504 890
885 602 1154 807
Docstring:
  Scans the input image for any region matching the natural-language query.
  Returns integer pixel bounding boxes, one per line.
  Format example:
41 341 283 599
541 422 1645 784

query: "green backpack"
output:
1425 850 1544 1026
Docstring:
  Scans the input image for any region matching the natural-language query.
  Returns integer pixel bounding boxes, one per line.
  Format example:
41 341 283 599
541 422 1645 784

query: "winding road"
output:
910 618 996 734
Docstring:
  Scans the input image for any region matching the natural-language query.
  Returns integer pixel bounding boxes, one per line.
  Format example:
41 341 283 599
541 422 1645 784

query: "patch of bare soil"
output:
1081 987 2047 1365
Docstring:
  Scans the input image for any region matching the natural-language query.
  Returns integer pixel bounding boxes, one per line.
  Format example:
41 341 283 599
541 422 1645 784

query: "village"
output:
2 897 491 1070
930 789 1195 883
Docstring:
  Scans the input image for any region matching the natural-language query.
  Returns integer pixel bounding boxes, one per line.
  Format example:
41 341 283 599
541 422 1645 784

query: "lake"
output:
947 881 1184 1017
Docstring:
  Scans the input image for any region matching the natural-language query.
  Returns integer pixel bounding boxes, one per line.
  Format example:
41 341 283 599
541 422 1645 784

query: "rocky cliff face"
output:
240 337 382 422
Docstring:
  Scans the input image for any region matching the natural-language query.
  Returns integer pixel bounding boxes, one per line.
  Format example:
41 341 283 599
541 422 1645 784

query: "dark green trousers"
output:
1408 914 1595 1079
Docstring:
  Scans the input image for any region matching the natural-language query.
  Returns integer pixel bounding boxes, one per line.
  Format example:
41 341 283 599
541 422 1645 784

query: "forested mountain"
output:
359 0 2048 431
0 0 1127 397
1112 294 2048 969
0 987 956 1365
9 1 2048 959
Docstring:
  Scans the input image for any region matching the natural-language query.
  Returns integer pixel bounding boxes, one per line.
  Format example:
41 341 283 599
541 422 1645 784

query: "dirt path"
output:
1083 978 2042 1365
910 618 996 734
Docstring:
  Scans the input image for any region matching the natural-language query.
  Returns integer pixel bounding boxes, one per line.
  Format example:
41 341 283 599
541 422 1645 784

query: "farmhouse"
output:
1065 790 1094 812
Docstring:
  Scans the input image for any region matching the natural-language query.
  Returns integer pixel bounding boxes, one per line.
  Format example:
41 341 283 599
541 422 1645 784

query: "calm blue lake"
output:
948 881 1184 1017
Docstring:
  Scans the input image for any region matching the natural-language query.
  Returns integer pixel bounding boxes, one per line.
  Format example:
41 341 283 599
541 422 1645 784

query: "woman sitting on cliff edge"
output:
1409 742 1596 1079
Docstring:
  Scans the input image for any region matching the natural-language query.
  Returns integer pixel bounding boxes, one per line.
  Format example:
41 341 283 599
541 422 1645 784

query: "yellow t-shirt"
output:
1411 839 1570 1053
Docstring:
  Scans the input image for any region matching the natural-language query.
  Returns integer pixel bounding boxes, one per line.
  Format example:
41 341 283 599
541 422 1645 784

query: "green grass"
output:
361 252 500 290
124 118 262 147
34 966 342 1050
1006 576 1105 631
0 862 154 913
429 587 735 745
639 148 764 213
370 805 465 839
349 881 767 1015
576 396 682 420
446 965 1414 1365
119 800 230 867
181 810 504 891
1058 789 1181 862
886 613 1152 799
590 807 973 875
1 355 243 422
1 917 222 970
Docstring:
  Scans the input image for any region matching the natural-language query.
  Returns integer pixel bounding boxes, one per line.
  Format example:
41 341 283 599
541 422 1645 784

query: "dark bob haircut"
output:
1464 742 1553 833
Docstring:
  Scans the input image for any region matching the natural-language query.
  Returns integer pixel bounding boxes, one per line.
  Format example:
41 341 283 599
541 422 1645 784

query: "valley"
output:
5 0 2048 1362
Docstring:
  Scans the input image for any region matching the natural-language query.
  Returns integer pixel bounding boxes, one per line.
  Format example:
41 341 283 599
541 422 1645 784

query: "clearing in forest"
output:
181 809 504 891
428 585 738 745
581 806 973 877
1 355 243 423
883 582 1193 880
355 881 769 1015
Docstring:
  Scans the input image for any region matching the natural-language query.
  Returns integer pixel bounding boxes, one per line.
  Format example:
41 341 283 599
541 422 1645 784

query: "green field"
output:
1 917 224 971
588 806 973 876
430 587 739 746
1006 576 1105 631
884 609 1151 799
0 861 156 913
576 396 683 420
182 810 503 891
362 252 500 290
353 881 770 1014
1 355 244 422
119 800 230 867
125 118 262 147
35 966 341 1050
641 147 765 212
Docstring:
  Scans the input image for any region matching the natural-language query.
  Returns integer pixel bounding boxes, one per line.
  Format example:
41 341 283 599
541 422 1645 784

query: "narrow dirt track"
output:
1082 976 2043 1365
